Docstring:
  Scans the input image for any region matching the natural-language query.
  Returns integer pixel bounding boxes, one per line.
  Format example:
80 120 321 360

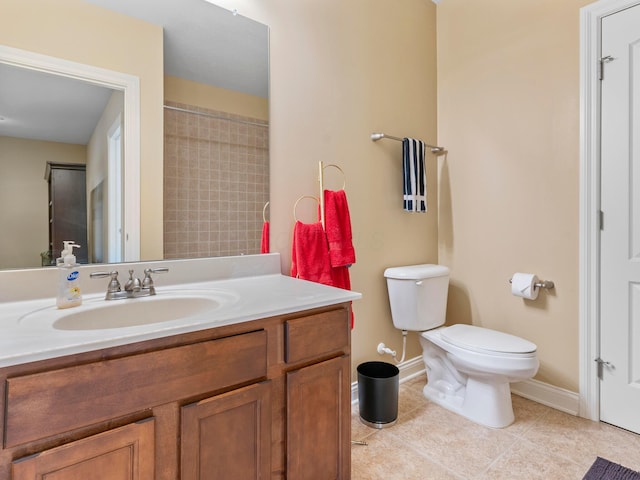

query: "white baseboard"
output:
351 356 581 417
511 378 580 416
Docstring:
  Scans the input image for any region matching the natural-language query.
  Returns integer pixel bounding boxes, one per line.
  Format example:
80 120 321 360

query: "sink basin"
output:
17 289 239 331
53 295 222 330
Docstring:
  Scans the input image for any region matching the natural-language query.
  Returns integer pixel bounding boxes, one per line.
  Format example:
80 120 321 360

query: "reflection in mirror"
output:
0 47 140 270
0 0 268 270
163 102 269 259
83 0 270 259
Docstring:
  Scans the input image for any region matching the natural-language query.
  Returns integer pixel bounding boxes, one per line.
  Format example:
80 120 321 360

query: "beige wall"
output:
1 0 164 261
86 90 125 263
86 91 124 195
165 75 268 121
235 0 440 374
0 136 86 269
238 0 590 391
437 0 592 391
1 0 590 393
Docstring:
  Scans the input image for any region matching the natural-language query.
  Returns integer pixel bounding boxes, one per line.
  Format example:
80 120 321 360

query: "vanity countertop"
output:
0 254 361 368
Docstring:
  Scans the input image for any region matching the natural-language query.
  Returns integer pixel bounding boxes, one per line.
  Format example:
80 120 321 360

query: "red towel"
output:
290 211 356 329
331 266 354 329
291 221 334 285
331 266 351 290
324 189 356 267
260 221 269 254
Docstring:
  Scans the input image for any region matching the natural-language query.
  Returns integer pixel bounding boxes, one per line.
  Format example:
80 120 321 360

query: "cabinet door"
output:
11 418 154 480
287 355 350 480
181 381 272 480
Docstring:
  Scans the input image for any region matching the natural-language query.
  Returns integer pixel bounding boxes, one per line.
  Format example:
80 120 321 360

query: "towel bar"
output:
371 132 446 155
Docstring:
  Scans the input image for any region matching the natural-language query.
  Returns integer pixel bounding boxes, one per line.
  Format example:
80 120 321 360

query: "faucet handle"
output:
145 267 169 274
90 271 121 293
142 267 169 293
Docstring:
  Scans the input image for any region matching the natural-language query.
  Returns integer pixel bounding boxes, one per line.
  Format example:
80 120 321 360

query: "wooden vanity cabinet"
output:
0 303 352 480
284 309 352 479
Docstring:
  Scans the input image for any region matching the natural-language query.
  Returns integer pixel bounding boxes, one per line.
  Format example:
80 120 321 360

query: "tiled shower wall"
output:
163 101 269 259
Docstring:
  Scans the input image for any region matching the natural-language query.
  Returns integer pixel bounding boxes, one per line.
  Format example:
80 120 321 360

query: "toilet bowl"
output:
384 264 539 428
420 324 538 428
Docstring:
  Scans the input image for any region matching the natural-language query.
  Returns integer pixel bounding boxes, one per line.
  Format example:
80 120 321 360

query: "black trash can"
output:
357 361 399 429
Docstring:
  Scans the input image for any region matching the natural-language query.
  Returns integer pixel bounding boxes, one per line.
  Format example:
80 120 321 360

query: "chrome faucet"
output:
90 268 169 300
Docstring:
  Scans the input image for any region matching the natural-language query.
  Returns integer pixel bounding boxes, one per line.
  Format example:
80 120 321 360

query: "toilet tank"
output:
384 264 450 331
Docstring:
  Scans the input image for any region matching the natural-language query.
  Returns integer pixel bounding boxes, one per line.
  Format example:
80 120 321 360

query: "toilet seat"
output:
422 327 539 377
439 324 536 355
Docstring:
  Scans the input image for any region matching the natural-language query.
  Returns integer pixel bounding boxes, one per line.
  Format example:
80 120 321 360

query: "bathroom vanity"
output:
0 254 360 479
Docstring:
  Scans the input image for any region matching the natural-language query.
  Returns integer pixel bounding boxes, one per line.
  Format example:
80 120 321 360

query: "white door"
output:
600 3 640 435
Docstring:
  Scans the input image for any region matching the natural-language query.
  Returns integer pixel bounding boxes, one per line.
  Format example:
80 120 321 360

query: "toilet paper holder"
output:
508 278 555 290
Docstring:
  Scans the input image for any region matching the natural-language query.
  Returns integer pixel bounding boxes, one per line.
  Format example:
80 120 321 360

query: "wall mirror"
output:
0 0 269 271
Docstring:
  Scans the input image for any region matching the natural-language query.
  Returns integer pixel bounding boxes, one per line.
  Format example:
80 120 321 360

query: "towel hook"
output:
293 195 320 222
263 201 270 223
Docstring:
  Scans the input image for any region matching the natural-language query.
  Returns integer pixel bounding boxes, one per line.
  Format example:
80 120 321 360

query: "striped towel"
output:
402 138 427 213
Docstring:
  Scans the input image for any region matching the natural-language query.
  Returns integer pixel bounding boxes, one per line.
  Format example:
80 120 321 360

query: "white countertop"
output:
0 255 361 368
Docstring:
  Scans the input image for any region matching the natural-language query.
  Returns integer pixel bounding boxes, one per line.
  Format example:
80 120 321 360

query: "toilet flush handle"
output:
416 281 423 286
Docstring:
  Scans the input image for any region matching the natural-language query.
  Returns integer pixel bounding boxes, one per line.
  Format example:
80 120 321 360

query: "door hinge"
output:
599 210 604 230
599 55 615 80
595 357 613 379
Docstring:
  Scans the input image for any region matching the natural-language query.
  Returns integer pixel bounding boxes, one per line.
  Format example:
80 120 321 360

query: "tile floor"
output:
351 375 640 479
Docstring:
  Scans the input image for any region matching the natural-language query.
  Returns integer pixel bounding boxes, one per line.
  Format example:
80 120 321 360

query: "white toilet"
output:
384 264 539 428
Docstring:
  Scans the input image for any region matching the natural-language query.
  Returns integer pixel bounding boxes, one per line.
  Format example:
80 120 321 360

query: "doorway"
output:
580 0 640 434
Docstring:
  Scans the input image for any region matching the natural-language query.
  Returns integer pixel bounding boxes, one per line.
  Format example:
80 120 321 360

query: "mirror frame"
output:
0 45 141 262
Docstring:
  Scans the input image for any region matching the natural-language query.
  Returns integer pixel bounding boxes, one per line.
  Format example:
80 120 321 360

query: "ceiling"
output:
0 63 114 144
0 0 268 145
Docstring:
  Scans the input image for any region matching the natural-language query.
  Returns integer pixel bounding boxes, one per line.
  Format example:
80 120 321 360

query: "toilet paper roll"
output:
511 273 539 300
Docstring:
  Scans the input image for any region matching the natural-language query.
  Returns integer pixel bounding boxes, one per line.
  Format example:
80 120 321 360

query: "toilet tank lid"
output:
441 324 537 354
384 264 450 280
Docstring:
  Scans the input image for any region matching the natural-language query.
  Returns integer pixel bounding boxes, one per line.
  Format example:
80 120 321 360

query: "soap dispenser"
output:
56 241 82 309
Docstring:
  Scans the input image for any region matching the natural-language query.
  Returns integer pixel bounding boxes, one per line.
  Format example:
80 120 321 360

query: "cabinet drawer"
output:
285 308 349 364
4 330 267 448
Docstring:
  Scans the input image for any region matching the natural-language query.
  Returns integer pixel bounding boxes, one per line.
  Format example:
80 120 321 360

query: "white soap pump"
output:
56 241 82 309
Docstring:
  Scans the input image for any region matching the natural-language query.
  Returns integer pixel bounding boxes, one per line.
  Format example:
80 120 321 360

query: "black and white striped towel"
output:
402 138 427 213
